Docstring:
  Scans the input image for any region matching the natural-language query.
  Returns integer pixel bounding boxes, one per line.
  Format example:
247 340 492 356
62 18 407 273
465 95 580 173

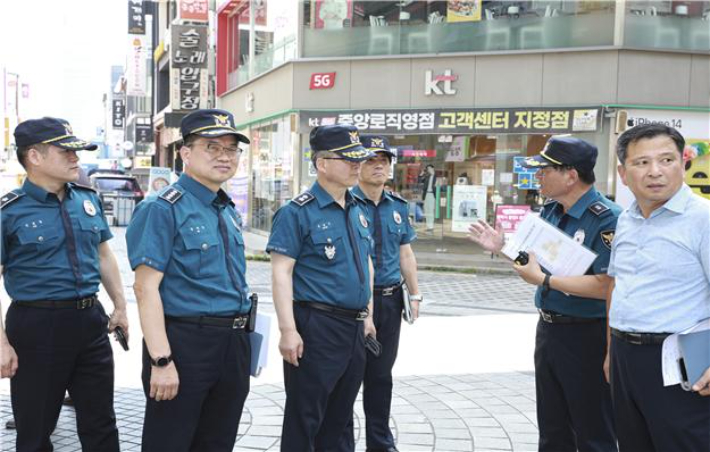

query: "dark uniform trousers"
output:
610 336 710 452
6 302 119 452
362 288 403 451
535 318 617 452
141 319 251 452
282 304 366 452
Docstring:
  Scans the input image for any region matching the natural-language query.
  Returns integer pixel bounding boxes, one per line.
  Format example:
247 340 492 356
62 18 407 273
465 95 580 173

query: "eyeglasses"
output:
321 157 359 165
192 142 242 159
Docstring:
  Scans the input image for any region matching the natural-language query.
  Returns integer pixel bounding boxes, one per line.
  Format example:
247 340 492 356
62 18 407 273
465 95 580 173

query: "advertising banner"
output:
301 107 601 135
313 0 353 29
128 0 146 34
170 25 209 111
451 185 487 232
179 0 208 22
148 167 172 193
126 36 147 96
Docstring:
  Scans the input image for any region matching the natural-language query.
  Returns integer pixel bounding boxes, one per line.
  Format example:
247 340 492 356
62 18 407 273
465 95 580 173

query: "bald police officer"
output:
468 137 620 452
0 117 129 452
351 135 420 452
267 124 376 452
127 109 252 451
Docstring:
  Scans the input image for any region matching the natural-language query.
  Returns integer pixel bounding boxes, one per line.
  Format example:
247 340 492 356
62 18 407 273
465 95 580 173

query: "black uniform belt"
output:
539 309 603 324
374 282 403 297
165 314 249 329
296 301 368 321
611 328 671 345
13 294 98 310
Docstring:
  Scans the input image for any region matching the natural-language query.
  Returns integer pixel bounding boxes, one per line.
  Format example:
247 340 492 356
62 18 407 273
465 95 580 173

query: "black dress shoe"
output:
5 419 15 430
366 448 399 452
63 396 73 406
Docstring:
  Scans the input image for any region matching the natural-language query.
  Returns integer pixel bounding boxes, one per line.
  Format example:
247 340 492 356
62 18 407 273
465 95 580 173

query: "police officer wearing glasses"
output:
468 136 621 452
127 109 252 451
350 135 420 452
0 117 129 452
267 124 376 451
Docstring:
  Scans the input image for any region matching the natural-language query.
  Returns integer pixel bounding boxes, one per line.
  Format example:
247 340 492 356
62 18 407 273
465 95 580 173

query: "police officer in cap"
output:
350 135 421 452
468 136 620 452
0 117 128 451
267 124 376 451
126 108 252 451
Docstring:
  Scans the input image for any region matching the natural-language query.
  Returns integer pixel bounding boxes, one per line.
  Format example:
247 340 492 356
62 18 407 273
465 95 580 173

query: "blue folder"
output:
677 329 710 391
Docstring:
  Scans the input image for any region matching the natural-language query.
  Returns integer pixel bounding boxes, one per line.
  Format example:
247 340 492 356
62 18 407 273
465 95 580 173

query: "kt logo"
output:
424 69 458 96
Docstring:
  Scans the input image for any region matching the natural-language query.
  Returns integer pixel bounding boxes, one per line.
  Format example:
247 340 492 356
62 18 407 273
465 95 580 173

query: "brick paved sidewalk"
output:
0 372 538 452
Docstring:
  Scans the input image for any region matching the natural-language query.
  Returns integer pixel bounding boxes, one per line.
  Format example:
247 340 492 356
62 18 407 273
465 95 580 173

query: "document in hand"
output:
402 283 414 325
662 318 710 388
501 213 597 277
250 313 271 377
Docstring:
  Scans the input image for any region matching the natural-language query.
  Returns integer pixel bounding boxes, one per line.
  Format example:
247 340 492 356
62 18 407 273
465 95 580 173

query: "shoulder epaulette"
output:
292 191 314 207
589 201 610 216
0 191 24 209
388 190 407 204
543 199 556 206
71 183 97 193
159 187 184 204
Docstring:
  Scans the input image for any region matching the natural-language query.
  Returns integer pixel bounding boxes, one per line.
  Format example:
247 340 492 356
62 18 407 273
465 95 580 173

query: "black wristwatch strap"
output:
150 355 173 367
542 274 551 295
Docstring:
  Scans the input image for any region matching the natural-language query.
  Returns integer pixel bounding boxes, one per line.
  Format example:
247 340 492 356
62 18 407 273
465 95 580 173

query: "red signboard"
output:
495 205 531 234
400 149 437 158
310 72 336 90
179 0 209 22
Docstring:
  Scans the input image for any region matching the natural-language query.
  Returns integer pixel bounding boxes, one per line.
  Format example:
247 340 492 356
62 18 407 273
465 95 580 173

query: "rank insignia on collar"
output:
292 191 314 206
325 244 336 260
83 200 97 216
600 230 614 250
393 210 402 225
359 212 368 228
589 201 609 216
0 191 23 209
159 187 183 204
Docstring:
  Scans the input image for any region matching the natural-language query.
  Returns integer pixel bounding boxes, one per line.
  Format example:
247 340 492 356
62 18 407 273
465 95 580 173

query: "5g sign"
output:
310 72 336 90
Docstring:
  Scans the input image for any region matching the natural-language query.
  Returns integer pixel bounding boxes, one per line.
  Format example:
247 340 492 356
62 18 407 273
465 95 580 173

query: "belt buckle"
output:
356 309 369 321
626 332 644 345
382 286 395 297
539 310 553 323
232 317 247 329
76 298 92 310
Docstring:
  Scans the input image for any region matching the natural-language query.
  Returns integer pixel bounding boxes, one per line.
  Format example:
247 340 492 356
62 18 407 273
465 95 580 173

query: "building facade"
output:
216 0 710 250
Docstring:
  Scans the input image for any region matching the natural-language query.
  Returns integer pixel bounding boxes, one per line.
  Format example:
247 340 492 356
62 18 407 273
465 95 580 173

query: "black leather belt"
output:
374 282 402 297
13 294 98 310
539 309 603 324
611 328 671 345
296 301 368 321
165 314 249 329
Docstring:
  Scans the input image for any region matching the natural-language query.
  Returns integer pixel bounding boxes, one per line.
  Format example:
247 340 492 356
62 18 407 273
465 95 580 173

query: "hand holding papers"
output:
501 214 597 277
662 319 710 391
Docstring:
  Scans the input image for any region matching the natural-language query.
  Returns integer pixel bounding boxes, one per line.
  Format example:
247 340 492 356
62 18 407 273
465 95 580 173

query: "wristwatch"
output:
150 355 173 368
410 294 423 302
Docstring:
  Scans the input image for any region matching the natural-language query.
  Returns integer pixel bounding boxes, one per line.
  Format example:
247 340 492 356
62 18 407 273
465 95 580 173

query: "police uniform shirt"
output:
266 181 372 310
126 173 250 317
0 179 111 301
535 187 621 318
351 186 416 286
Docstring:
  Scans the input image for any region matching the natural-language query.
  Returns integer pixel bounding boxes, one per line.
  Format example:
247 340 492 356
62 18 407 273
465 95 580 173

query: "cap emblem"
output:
213 114 230 127
349 131 360 144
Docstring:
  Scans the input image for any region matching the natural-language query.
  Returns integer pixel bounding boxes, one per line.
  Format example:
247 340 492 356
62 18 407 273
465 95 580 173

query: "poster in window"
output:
447 0 482 23
314 0 353 29
452 185 487 232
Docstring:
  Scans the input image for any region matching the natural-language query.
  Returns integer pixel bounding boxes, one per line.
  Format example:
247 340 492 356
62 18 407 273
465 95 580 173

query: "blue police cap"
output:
309 124 374 162
522 136 598 173
180 109 250 144
361 135 395 160
14 117 98 151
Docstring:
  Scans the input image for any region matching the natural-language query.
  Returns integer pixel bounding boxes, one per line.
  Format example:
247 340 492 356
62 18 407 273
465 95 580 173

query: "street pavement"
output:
0 228 541 452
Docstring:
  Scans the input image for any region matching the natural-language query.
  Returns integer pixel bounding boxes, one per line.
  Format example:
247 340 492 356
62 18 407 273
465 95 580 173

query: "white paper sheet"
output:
501 213 598 277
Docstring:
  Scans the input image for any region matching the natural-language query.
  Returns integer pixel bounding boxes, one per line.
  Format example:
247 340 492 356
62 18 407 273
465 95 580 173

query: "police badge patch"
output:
393 211 402 225
600 230 614 250
83 200 97 216
359 213 368 228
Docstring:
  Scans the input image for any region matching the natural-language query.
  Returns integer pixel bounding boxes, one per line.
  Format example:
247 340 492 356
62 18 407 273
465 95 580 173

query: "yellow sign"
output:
134 156 153 169
447 0 482 23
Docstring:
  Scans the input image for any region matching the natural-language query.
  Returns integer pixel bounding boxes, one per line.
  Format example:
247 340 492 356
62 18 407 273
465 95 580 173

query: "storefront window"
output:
249 116 297 232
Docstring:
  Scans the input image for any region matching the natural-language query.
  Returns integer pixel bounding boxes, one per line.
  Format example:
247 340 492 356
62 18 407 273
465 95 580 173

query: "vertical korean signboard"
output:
170 25 208 112
112 99 125 129
128 0 146 34
126 36 147 96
